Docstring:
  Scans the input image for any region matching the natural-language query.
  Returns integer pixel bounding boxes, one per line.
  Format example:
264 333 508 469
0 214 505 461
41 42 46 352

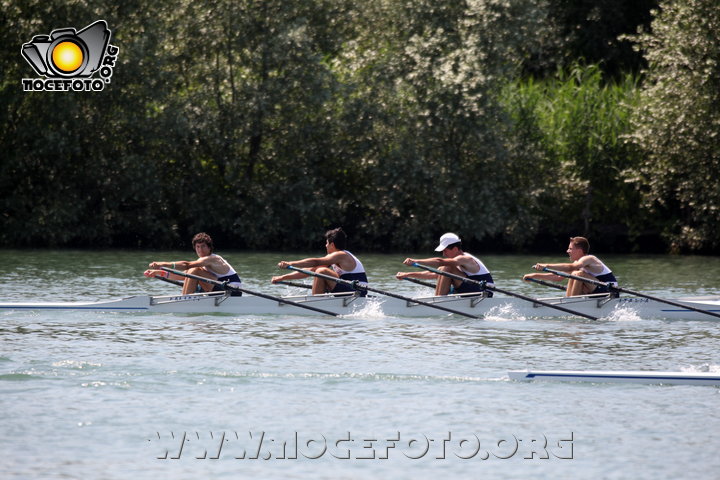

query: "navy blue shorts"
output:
330 272 368 297
213 273 243 296
453 273 494 296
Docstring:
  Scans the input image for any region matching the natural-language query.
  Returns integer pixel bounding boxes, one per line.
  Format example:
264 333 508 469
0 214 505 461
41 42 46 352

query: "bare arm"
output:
523 272 565 282
277 251 349 270
273 251 352 283
533 255 601 274
150 256 229 274
402 256 453 268
149 259 185 269
146 259 196 280
271 271 310 283
396 271 437 280
403 254 479 273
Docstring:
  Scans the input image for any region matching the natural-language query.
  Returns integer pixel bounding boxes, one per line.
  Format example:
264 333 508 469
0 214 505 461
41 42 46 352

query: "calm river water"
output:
1 249 719 479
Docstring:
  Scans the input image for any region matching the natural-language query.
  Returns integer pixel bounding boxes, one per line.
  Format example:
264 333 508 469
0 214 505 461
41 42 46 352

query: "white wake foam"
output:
483 303 526 322
604 306 643 322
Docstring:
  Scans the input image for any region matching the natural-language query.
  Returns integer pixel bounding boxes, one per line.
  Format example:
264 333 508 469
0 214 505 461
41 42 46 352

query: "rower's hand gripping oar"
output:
160 267 338 316
539 267 720 320
412 263 599 320
284 265 481 319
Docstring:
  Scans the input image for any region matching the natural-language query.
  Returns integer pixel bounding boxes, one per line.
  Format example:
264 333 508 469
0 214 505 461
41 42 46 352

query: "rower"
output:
271 227 369 296
144 232 243 296
397 232 494 297
523 236 618 297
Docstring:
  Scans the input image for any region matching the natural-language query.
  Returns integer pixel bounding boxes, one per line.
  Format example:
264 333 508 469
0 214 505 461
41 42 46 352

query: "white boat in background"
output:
508 370 720 386
0 290 719 320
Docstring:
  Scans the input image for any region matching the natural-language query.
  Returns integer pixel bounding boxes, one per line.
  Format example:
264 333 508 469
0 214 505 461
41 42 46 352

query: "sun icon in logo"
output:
51 41 84 73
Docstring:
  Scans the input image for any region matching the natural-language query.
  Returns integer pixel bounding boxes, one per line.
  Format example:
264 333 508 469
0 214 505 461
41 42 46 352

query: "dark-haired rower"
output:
144 232 242 296
271 227 369 296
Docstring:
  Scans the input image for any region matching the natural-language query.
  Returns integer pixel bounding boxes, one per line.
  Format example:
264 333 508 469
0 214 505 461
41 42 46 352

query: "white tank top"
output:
582 258 612 277
458 253 491 277
332 251 366 276
204 254 239 278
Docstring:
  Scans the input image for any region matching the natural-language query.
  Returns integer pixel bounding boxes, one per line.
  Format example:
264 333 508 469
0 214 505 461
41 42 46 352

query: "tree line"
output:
1 0 718 253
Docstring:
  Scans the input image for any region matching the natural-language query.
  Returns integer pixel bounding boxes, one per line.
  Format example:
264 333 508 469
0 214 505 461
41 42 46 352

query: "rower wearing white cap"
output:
397 233 494 296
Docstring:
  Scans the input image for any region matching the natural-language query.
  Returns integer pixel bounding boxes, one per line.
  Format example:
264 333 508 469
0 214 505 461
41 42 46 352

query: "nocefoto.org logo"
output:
21 20 119 92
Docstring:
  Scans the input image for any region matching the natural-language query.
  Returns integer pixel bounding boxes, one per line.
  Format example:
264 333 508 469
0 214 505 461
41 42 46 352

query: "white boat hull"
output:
508 370 720 386
1 291 719 320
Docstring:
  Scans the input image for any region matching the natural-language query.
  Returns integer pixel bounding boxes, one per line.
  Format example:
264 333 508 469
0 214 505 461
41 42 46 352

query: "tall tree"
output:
627 0 720 252
0 1 179 246
331 0 560 250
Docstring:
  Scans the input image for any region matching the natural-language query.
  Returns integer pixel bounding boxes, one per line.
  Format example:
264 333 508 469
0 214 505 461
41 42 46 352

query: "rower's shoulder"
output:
200 254 224 265
578 254 603 267
455 252 476 262
336 249 358 263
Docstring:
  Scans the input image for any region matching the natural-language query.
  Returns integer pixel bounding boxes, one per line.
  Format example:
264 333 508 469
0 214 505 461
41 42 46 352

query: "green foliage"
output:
0 0 717 253
501 63 641 246
626 0 720 252
328 0 560 250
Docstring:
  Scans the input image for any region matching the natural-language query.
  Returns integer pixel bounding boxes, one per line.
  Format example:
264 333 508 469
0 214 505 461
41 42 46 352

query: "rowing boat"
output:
508 370 720 386
1 291 719 319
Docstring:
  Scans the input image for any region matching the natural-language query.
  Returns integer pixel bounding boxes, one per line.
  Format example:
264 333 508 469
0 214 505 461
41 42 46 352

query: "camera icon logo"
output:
21 20 119 92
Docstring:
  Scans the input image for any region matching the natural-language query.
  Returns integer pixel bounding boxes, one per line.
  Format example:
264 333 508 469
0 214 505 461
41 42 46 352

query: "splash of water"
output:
604 306 643 322
343 298 387 320
681 363 720 373
483 303 526 322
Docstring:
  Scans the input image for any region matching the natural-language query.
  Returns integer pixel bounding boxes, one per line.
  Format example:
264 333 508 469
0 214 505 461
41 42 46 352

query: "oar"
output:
275 280 312 289
400 277 436 289
540 267 720 320
159 267 338 317
524 277 567 292
412 263 599 320
154 276 184 287
284 265 481 319
151 274 204 292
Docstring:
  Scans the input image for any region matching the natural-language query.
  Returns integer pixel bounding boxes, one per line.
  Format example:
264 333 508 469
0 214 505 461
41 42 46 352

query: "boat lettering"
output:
617 298 649 304
169 295 202 302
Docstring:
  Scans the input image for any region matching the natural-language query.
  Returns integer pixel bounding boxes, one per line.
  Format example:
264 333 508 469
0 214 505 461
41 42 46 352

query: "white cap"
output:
434 232 461 251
